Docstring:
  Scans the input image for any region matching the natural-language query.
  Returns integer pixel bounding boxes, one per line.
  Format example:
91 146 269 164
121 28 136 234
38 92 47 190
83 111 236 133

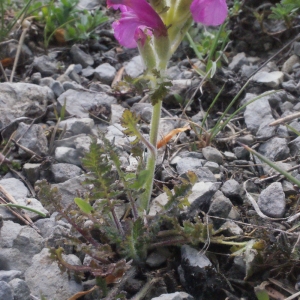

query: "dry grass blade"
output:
112 66 124 87
157 126 190 149
269 112 300 126
11 139 43 161
8 167 36 197
68 285 98 300
284 291 300 300
268 278 297 294
265 285 285 300
0 184 39 232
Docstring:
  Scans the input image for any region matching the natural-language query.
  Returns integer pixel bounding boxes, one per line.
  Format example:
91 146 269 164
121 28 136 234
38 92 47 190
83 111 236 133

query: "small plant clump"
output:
29 0 108 48
35 123 299 299
269 0 300 29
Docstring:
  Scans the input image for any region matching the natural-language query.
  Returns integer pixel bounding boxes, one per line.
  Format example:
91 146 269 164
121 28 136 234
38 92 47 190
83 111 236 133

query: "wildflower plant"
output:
108 0 228 213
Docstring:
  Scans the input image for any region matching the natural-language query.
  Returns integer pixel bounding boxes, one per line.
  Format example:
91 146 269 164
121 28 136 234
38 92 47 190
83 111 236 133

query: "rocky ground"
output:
1 0 300 300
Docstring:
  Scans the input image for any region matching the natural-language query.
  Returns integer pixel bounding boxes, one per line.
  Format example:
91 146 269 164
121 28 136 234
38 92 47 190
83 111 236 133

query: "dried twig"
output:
269 112 300 126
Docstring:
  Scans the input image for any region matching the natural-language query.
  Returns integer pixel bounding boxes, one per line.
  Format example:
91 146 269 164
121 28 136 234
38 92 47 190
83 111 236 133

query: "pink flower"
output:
107 0 167 48
190 0 228 26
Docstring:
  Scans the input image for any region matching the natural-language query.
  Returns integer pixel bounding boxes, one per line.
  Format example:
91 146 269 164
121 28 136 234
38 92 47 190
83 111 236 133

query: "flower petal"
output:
112 16 146 48
107 0 167 48
190 0 228 26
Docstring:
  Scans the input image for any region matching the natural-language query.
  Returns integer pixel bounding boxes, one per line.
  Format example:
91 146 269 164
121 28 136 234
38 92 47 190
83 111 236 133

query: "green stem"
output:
139 100 162 213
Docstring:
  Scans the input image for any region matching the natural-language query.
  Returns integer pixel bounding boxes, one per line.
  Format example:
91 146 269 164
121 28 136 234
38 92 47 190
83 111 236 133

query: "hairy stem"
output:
139 100 162 213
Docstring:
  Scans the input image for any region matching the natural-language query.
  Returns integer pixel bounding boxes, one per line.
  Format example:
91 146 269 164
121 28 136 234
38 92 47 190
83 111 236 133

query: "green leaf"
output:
241 143 300 188
0 203 47 217
149 81 173 106
122 218 147 262
254 284 270 300
74 197 94 214
129 169 150 189
120 109 141 145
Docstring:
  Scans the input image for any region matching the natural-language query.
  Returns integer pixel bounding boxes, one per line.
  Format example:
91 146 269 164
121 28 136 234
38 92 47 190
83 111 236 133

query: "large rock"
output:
0 179 30 220
25 248 83 300
243 93 273 134
0 224 44 272
0 83 54 129
14 122 48 158
57 89 117 118
258 137 290 161
257 182 286 218
179 245 226 298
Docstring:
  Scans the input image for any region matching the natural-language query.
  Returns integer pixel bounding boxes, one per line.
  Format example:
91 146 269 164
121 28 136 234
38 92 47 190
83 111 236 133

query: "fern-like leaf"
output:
163 171 196 212
120 109 142 145
122 217 148 262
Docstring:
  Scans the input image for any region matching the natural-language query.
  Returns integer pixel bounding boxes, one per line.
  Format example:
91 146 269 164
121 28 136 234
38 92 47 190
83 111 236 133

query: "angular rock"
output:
146 249 171 268
179 245 225 298
0 179 29 220
282 180 297 196
257 182 286 218
208 191 233 228
14 122 48 158
203 161 220 174
233 146 250 160
166 65 181 80
58 117 94 136
70 45 94 68
148 192 168 216
0 221 23 248
0 83 53 129
258 137 290 161
0 226 44 272
176 157 203 175
53 133 87 149
94 63 116 85
187 181 221 215
51 174 88 207
202 146 223 164
9 278 31 300
282 55 300 73
252 71 284 88
33 55 60 76
54 147 82 166
51 163 83 183
110 104 125 124
243 93 273 134
57 89 117 118
124 55 144 78
193 167 217 183
34 217 71 239
282 80 297 92
223 151 237 161
0 281 13 300
256 116 276 140
25 248 83 300
23 163 41 185
131 103 153 123
51 80 65 97
228 52 249 71
152 292 194 300
74 135 92 155
0 270 22 282
221 179 243 203
220 221 243 236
